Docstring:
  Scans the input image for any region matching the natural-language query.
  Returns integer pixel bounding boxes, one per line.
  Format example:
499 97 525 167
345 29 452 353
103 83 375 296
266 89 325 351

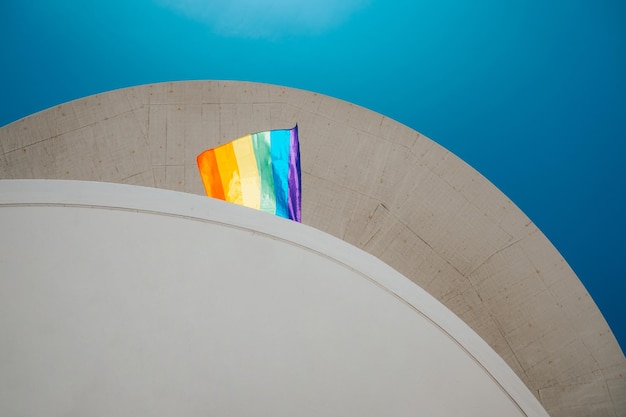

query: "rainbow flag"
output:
197 126 301 222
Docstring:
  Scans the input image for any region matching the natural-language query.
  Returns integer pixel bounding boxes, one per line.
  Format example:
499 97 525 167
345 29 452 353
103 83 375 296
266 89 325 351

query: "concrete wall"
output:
0 180 548 416
0 81 624 416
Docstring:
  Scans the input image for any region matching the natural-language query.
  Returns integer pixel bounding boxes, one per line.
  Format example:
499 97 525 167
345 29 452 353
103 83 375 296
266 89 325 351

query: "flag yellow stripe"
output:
213 141 242 205
232 135 260 210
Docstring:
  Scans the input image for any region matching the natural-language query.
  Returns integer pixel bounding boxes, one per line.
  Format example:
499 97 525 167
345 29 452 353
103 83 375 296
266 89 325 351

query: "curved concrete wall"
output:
0 81 624 416
0 180 548 416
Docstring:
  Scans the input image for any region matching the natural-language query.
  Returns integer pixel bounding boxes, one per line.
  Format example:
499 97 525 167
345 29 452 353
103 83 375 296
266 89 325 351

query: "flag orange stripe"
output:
214 142 242 205
197 149 225 200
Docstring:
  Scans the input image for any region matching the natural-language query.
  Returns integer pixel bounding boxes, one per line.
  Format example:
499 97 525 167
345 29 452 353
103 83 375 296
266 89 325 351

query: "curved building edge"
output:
0 80 624 416
0 179 549 417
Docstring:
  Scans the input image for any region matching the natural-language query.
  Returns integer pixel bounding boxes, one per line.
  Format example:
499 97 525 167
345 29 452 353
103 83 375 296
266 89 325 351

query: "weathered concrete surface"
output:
1 81 624 416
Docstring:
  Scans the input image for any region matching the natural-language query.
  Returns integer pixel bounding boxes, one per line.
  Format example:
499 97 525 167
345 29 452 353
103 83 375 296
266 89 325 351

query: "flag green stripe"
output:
251 131 276 214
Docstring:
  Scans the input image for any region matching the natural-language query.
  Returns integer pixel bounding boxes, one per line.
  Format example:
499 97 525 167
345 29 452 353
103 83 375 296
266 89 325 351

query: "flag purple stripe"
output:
287 125 301 222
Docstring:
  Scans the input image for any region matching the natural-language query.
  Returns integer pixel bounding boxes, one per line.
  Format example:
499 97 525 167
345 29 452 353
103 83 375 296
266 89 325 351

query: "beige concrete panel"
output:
378 225 467 296
519 232 626 372
438 282 532 389
499 202 536 239
122 85 152 109
497 288 558 351
447 290 529 385
250 103 272 131
350 109 385 139
475 311 528 378
394 168 513 276
147 80 213 105
306 128 391 198
3 108 150 183
424 149 526 236
179 80 216 104
514 324 578 375
507 295 597 384
2 140 56 179
305 126 414 205
557 297 623 372
152 166 166 189
0 153 12 179
315 94 356 127
282 87 325 116
216 80 271 104
608 376 626 416
339 198 478 312
266 82 291 102
118 170 156 187
546 274 598 322
184 163 203 195
437 201 514 273
580 316 624 371
469 242 543 300
373 140 425 200
439 277 484 319
152 165 184 191
196 103 221 147
335 197 389 248
164 106 186 166
602 362 626 383
352 202 397 252
384 119 430 155
421 146 536 241
180 104 204 165
392 167 463 220
376 157 430 209
0 110 59 153
149 102 219 194
79 107 151 183
540 376 617 417
468 244 570 355
269 102 296 127
182 104 220 194
364 213 424 262
302 112 349 149
345 104 385 136
147 104 168 166
519 229 574 287
217 103 256 144
302 173 367 238
54 89 145 135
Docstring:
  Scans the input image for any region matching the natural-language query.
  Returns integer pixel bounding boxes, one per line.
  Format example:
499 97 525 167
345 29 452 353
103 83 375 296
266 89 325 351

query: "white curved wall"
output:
0 180 547 417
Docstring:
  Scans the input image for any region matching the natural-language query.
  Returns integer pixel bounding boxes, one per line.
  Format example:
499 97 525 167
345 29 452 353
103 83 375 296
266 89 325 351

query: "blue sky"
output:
2 0 625 350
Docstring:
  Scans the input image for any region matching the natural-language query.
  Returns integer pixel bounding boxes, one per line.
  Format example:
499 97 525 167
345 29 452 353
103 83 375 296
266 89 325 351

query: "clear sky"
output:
2 0 625 350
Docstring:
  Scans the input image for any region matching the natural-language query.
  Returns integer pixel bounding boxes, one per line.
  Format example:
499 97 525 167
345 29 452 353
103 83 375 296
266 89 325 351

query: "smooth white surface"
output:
0 180 548 416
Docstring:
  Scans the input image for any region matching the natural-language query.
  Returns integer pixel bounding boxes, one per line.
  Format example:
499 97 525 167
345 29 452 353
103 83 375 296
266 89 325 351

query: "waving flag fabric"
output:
197 126 301 222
